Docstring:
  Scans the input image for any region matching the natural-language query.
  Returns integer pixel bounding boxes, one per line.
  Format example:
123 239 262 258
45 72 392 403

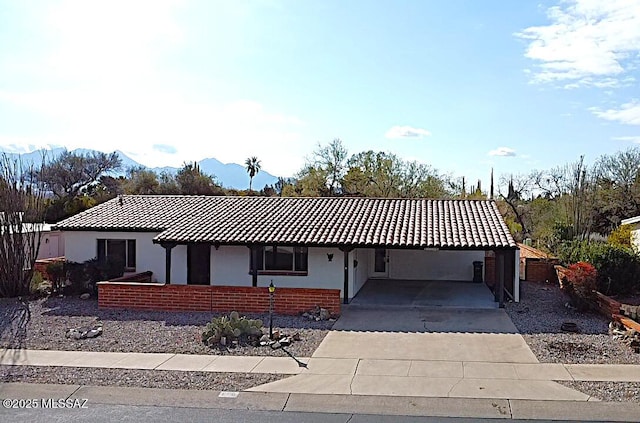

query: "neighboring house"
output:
1 213 64 261
621 216 640 251
37 224 65 260
517 243 559 284
54 196 519 311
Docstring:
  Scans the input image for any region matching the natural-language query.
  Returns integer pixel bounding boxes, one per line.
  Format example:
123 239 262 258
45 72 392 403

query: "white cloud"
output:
0 89 306 173
516 0 640 87
613 135 640 143
0 1 309 176
385 125 431 139
591 101 640 125
488 147 517 157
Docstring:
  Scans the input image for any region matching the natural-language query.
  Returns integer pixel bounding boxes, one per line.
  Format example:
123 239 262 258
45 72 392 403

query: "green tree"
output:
343 151 450 198
295 139 348 196
33 150 122 222
175 162 224 195
244 156 262 192
34 150 121 199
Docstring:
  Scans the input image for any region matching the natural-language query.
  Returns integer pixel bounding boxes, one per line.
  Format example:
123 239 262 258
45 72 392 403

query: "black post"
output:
497 251 505 308
251 246 258 287
161 242 176 284
339 246 353 304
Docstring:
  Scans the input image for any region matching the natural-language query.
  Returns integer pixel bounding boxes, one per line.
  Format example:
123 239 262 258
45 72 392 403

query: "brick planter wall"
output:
594 291 622 318
97 282 341 315
524 261 559 284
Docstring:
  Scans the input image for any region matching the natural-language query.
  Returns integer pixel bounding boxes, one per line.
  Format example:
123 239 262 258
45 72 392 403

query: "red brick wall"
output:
524 260 559 284
97 282 341 315
594 291 622 318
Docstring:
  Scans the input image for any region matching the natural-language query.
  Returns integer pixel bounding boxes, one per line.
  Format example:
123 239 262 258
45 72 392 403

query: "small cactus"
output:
202 311 264 347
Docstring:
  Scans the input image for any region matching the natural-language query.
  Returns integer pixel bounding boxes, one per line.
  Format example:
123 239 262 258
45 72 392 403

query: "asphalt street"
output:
0 404 604 423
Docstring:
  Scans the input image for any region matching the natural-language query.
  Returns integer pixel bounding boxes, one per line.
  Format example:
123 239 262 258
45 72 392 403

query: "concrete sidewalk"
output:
2 348 640 395
2 383 640 421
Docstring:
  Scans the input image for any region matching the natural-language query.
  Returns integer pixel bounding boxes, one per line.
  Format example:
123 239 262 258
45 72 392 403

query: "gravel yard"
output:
505 280 640 365
0 296 333 358
0 296 328 391
506 280 640 403
558 381 640 402
0 365 284 391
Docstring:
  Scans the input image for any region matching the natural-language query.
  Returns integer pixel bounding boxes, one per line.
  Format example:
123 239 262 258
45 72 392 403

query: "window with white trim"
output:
97 239 136 271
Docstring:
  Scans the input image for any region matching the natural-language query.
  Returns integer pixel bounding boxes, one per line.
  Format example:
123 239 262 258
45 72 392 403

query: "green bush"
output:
30 271 49 296
64 257 125 295
557 240 640 295
46 261 66 293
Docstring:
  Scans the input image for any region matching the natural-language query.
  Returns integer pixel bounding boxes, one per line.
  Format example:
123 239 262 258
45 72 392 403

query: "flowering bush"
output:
563 261 597 310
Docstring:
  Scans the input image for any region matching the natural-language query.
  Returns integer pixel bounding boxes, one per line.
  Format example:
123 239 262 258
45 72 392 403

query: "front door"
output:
371 248 389 278
188 244 211 285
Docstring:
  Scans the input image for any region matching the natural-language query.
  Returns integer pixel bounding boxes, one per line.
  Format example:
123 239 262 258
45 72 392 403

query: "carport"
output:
350 279 497 308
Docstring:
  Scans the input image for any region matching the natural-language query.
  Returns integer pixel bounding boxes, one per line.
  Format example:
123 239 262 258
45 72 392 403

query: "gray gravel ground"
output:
0 365 284 391
559 381 640 402
506 280 640 403
0 296 333 358
505 280 640 365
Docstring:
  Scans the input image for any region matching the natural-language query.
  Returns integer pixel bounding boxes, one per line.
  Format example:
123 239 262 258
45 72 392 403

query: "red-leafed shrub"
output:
563 261 597 310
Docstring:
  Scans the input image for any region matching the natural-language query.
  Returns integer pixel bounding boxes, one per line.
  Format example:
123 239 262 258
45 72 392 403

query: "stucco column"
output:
339 246 354 304
160 242 176 284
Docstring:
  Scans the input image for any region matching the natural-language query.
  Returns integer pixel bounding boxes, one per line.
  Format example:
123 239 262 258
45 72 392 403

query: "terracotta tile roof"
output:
55 195 517 249
517 243 557 260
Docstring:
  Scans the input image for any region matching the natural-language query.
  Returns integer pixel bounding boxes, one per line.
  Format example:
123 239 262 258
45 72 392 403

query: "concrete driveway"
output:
314 305 536 363
250 305 592 401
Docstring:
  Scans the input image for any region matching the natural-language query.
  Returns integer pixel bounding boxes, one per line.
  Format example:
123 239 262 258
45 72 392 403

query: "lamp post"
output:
268 281 275 340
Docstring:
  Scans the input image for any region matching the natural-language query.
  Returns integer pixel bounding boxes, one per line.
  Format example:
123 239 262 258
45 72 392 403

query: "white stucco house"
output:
54 195 519 308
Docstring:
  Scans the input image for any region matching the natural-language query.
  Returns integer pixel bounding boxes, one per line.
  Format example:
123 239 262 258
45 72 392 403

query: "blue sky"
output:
1 0 639 189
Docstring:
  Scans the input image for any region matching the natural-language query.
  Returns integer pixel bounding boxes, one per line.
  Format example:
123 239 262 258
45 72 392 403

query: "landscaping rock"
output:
66 325 102 340
279 337 290 346
79 293 91 300
319 308 331 320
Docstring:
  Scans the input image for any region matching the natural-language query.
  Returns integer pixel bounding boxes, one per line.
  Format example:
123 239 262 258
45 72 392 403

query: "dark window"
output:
251 245 308 273
294 247 308 271
127 240 136 269
97 239 136 271
265 246 293 270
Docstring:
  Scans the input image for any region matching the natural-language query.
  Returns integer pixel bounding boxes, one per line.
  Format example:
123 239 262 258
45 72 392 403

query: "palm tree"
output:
245 156 262 192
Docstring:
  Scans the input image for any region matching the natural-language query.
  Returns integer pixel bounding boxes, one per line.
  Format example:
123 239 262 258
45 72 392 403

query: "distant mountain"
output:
0 146 280 190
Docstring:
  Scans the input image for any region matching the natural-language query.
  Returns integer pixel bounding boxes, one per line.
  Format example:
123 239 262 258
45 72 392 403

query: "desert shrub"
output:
46 261 66 293
202 311 263 347
562 262 597 310
557 240 640 295
64 257 124 295
29 271 48 296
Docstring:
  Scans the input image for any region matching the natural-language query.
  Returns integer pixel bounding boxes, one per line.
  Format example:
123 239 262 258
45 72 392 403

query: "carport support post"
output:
496 250 505 308
250 245 258 287
339 246 354 304
160 242 176 284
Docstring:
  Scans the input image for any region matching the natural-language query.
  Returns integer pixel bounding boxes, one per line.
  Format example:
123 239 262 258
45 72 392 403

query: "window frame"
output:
97 238 137 272
250 245 309 276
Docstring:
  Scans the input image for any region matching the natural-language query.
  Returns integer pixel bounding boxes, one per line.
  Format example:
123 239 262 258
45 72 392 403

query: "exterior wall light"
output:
327 253 334 262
